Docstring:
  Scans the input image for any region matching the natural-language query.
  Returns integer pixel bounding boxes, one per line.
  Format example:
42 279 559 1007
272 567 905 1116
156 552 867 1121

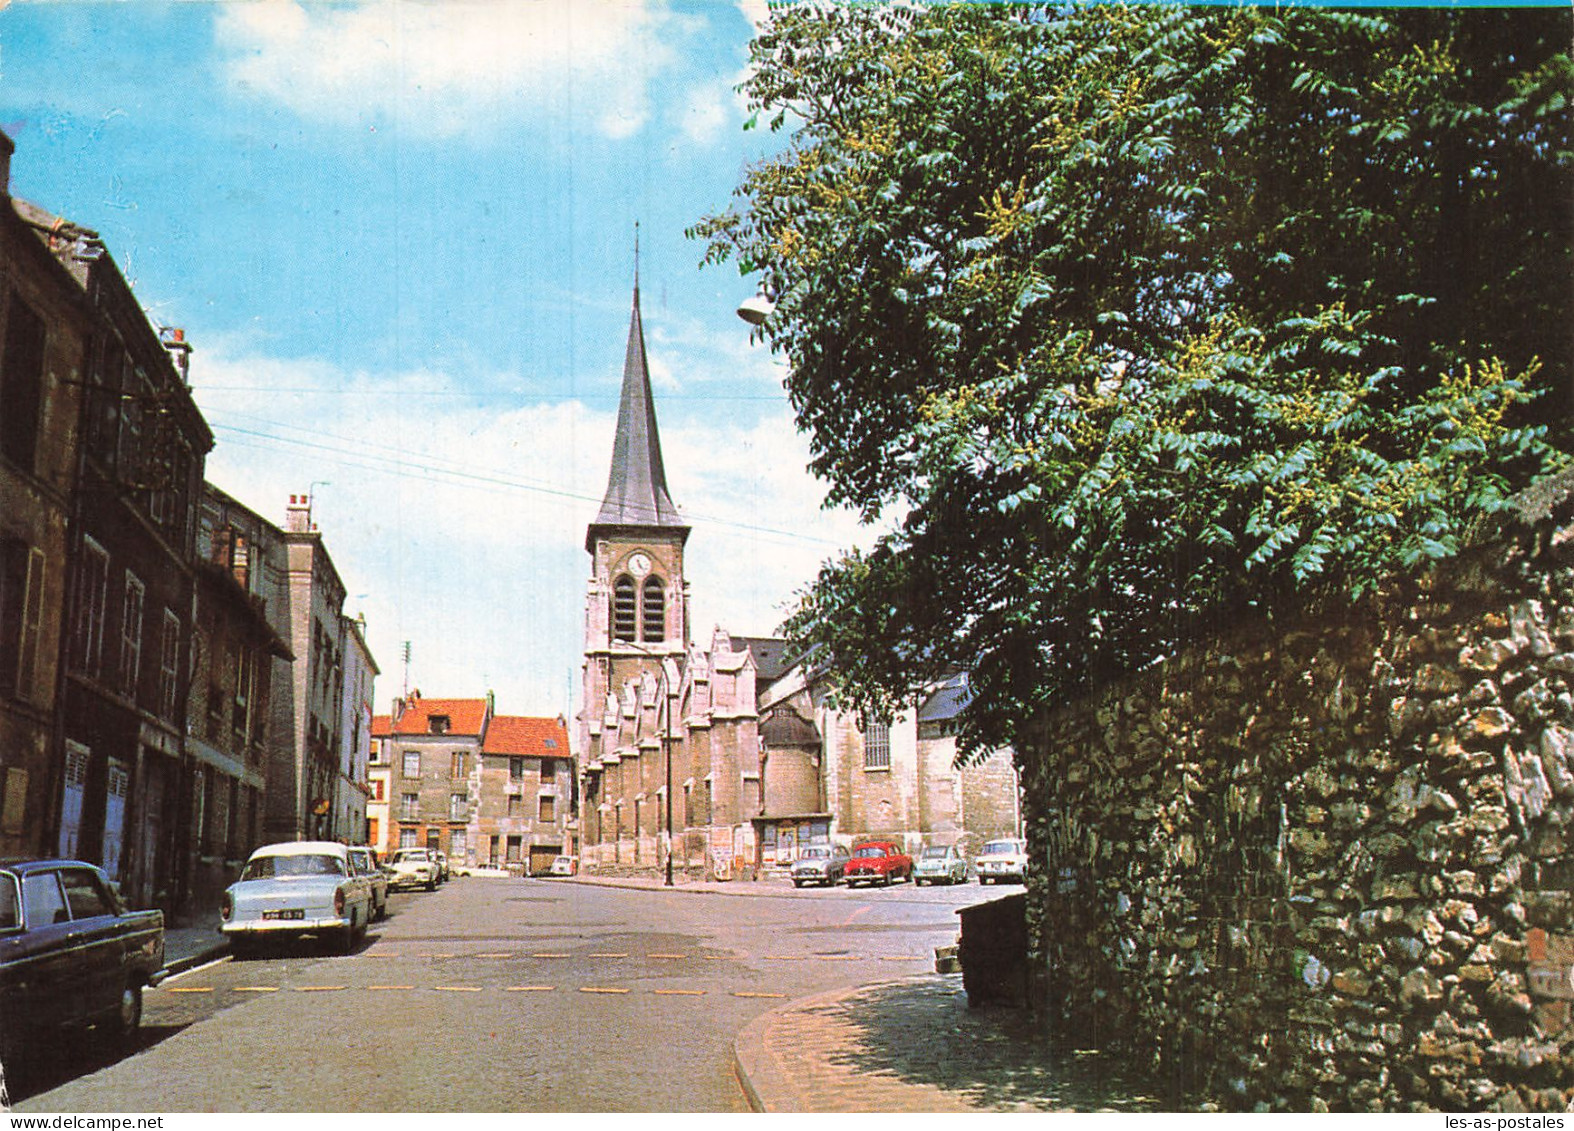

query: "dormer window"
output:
429 715 450 735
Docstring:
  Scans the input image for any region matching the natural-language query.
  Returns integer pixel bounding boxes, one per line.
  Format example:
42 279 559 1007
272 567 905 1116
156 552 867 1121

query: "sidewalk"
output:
733 975 1167 1113
158 910 228 979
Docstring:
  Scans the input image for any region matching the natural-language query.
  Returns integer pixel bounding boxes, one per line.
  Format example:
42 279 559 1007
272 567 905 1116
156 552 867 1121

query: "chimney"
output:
160 326 192 384
285 493 312 533
0 129 13 198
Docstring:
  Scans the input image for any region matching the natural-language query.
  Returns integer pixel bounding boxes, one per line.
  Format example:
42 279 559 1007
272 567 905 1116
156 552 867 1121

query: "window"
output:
399 827 418 849
509 757 525 782
540 758 556 783
400 793 419 820
369 743 382 765
612 575 638 642
119 572 145 699
403 750 421 779
641 575 665 641
426 828 440 852
449 793 466 821
450 751 466 778
449 829 466 859
158 611 180 719
372 779 385 802
863 718 891 771
507 794 521 818
429 714 450 735
232 646 252 739
538 795 556 823
0 294 46 473
22 871 67 927
506 836 522 864
543 738 558 750
0 542 45 702
73 539 110 677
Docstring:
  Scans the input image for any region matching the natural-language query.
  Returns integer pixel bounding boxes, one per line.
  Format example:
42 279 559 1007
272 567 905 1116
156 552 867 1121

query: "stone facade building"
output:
374 693 491 858
577 287 1020 877
0 130 90 863
472 714 574 874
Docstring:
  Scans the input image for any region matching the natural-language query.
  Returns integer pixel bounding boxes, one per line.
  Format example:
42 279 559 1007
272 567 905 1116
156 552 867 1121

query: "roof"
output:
249 841 350 858
388 697 489 737
760 703 820 748
586 287 690 550
371 714 392 738
918 672 971 724
730 636 792 683
482 715 570 757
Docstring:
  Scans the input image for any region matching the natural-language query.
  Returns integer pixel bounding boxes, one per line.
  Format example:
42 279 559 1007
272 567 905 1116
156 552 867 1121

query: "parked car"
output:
387 847 440 891
844 841 913 887
220 841 372 955
975 837 1029 885
790 845 850 887
548 855 578 877
0 859 164 1059
348 846 388 920
914 844 969 886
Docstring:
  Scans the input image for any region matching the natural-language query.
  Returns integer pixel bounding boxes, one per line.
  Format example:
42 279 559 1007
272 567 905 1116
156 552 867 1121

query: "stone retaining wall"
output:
1022 476 1574 1112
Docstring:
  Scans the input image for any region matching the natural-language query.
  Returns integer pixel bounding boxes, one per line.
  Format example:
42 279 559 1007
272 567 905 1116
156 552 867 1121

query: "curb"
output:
567 875 800 898
157 937 229 980
732 979 923 1113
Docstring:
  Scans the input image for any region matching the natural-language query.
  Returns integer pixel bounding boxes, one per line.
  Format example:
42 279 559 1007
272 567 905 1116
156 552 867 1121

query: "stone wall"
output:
1022 475 1574 1112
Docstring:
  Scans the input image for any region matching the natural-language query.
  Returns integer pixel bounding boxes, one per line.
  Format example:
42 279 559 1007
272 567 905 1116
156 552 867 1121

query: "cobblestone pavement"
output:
735 974 1167 1113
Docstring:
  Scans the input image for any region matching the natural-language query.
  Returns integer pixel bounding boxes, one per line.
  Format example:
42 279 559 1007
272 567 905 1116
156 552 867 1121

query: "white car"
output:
387 848 440 891
348 846 388 920
221 841 373 955
975 837 1028 885
548 855 578 877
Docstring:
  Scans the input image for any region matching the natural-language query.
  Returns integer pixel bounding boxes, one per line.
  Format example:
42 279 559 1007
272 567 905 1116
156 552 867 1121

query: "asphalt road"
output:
10 875 997 1112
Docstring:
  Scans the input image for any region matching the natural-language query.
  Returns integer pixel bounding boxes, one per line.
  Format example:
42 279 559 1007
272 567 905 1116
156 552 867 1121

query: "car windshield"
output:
395 851 430 862
921 847 950 859
853 846 886 858
982 840 1022 856
241 854 345 881
799 847 830 860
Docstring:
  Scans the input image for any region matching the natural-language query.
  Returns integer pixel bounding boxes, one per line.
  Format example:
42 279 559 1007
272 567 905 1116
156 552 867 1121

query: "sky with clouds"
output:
1 0 864 720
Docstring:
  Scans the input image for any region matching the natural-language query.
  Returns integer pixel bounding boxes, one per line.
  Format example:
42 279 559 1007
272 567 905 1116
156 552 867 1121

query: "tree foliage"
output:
692 3 1572 762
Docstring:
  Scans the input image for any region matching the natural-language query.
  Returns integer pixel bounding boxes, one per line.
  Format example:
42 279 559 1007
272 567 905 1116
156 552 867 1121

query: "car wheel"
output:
792 879 803 888
882 871 892 887
979 876 988 884
106 981 142 1049
426 878 437 892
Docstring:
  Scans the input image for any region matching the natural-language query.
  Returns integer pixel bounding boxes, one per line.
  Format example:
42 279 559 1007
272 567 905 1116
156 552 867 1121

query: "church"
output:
576 286 1021 880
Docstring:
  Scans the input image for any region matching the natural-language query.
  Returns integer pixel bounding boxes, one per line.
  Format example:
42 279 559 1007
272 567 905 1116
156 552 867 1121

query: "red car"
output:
844 841 913 887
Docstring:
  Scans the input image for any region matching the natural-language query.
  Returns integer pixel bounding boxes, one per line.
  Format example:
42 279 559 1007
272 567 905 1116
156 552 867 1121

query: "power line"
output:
208 421 851 549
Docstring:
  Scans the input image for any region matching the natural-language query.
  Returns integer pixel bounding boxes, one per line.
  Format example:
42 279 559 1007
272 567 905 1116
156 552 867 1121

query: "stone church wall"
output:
1022 479 1574 1112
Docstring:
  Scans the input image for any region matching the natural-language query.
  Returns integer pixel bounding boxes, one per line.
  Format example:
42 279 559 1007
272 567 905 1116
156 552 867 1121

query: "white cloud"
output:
214 0 676 140
188 336 866 719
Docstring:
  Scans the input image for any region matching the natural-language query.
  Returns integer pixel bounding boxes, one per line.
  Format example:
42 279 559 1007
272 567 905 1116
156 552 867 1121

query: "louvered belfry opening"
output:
641 575 665 642
613 575 638 642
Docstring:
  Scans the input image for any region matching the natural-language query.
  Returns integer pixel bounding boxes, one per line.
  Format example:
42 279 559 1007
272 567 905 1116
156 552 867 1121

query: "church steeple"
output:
586 286 690 551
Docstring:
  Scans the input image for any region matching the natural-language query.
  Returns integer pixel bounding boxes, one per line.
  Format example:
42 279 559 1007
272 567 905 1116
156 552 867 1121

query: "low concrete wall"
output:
1023 475 1574 1111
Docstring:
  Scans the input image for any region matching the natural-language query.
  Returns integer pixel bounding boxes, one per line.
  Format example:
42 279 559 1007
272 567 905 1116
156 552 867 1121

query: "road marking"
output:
816 955 861 961
578 986 630 995
434 985 484 992
296 986 345 992
647 953 687 959
506 985 555 992
589 952 628 958
704 954 730 960
763 955 804 961
651 989 706 996
367 985 415 991
879 956 926 962
732 991 786 999
163 986 213 994
532 953 571 959
474 952 513 959
421 953 456 959
840 905 872 927
234 986 279 993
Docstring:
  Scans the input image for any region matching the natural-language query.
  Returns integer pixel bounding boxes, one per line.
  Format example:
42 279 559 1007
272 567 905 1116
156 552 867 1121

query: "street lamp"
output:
736 286 776 326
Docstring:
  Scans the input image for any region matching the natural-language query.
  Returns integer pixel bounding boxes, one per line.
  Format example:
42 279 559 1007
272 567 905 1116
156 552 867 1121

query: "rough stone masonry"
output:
1021 469 1574 1112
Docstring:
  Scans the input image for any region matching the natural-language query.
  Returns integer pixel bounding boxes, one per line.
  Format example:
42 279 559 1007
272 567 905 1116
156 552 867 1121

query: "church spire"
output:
587 285 689 551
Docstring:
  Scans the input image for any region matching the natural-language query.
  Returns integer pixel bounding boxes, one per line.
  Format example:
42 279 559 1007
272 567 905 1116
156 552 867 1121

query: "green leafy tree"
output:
693 3 1572 760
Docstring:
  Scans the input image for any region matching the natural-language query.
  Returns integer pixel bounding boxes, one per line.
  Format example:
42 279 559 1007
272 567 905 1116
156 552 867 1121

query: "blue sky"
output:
1 0 866 718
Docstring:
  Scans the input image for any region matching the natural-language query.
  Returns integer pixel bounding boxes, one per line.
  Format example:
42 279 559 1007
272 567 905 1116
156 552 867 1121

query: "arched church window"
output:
612 575 638 642
642 576 666 642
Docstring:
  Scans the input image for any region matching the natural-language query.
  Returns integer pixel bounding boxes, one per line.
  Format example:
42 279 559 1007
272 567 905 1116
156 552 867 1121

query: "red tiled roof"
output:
482 715 569 756
390 697 489 737
371 715 393 738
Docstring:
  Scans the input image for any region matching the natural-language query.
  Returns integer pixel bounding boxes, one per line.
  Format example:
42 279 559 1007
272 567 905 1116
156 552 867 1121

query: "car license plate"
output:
262 910 304 920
